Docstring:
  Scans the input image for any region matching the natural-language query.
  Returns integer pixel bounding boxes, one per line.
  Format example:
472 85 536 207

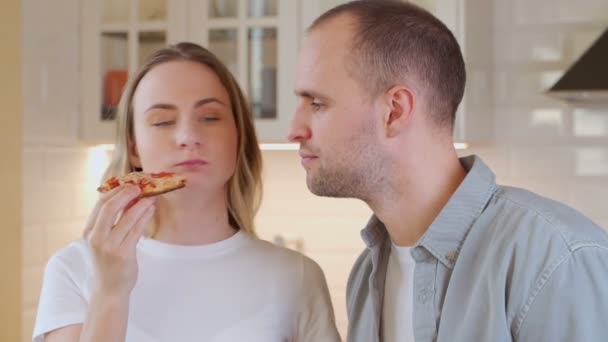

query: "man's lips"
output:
299 151 318 167
299 150 317 159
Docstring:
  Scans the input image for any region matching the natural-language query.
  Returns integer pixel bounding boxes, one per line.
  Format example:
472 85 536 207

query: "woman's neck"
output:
149 190 237 245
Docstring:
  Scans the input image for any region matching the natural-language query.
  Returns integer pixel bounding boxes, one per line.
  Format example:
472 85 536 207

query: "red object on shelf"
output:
103 70 128 106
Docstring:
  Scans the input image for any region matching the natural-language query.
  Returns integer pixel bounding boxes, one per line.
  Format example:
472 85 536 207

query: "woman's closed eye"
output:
151 120 175 127
197 112 222 122
201 116 220 122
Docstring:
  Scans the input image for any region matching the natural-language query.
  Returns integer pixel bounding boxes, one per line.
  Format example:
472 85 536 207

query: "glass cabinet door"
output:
82 0 172 143
189 0 298 142
82 0 296 144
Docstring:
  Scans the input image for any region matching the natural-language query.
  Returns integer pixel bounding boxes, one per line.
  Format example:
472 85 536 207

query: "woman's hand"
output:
84 185 156 298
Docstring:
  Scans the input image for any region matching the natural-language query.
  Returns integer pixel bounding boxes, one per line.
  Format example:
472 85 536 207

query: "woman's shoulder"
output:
45 239 92 276
246 237 326 281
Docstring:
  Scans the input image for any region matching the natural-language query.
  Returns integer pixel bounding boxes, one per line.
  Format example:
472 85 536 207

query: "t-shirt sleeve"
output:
32 244 89 342
295 256 342 342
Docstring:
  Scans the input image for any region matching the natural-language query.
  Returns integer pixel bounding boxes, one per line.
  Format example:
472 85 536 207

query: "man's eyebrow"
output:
294 89 328 100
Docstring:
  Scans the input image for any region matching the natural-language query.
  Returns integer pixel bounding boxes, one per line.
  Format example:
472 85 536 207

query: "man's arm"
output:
514 245 608 341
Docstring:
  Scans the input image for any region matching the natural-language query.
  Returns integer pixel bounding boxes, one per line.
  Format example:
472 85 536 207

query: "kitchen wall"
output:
20 0 608 341
3 0 23 340
488 0 608 230
21 0 93 339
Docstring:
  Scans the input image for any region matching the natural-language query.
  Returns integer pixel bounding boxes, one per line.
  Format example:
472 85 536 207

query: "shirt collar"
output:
361 215 387 248
360 155 497 269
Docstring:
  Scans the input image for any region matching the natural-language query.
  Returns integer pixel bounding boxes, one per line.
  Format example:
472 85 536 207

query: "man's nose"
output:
287 110 311 142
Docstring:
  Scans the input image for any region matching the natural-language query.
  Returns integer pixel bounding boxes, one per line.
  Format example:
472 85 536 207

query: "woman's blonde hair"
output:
103 42 263 236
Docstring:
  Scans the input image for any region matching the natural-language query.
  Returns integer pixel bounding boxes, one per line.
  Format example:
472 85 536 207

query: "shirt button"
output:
417 287 433 304
447 251 459 265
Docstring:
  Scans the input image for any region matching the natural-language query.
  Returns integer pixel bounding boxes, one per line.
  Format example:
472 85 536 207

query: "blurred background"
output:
2 0 608 340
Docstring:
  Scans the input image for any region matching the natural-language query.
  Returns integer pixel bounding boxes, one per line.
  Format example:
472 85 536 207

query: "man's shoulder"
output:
487 185 608 249
347 249 372 289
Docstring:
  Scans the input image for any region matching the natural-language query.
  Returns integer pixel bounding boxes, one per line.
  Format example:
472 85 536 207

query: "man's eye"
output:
311 101 323 110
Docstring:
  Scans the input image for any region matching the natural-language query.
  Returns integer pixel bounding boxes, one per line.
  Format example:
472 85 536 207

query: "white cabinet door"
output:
299 0 351 36
188 0 299 143
81 0 183 144
412 0 493 145
409 0 469 144
23 0 80 144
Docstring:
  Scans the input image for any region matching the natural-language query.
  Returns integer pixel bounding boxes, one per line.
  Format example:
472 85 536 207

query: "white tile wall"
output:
21 0 608 341
21 145 95 340
21 0 88 339
488 0 608 247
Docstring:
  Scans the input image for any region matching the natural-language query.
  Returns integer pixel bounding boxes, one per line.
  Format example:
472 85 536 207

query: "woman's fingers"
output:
83 185 126 239
106 197 156 247
122 203 155 248
88 186 141 247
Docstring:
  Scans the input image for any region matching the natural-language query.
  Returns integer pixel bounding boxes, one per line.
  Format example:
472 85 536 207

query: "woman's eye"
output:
311 101 323 110
200 116 220 122
151 121 174 127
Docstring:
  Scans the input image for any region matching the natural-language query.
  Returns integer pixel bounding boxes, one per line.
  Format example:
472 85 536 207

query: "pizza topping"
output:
107 177 120 189
151 172 175 178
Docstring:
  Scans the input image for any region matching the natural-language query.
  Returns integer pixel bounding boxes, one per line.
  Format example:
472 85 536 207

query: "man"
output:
288 1 608 341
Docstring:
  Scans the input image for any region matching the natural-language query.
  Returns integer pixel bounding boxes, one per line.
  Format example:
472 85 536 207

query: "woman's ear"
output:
383 85 415 138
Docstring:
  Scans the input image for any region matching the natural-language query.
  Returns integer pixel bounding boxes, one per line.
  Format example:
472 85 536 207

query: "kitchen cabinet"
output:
81 0 299 144
411 0 493 145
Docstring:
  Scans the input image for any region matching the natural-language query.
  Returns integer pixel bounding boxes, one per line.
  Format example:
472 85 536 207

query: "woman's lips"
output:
175 159 208 167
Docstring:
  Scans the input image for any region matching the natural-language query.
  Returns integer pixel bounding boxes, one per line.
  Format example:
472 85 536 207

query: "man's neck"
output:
369 150 466 247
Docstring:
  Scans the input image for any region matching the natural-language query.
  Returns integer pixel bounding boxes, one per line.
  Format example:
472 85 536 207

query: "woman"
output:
33 42 341 342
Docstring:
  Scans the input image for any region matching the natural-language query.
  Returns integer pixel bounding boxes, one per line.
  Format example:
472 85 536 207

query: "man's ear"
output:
128 139 142 170
383 85 415 138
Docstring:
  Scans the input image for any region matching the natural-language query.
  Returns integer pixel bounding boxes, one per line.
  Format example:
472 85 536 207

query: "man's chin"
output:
306 176 328 197
306 177 350 198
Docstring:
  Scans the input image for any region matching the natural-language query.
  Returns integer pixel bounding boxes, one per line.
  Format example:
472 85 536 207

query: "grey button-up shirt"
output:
346 155 608 342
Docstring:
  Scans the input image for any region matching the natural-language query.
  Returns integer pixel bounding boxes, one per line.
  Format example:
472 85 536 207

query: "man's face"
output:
288 15 385 200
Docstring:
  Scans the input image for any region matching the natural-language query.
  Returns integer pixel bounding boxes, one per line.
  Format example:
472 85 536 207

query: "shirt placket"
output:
412 247 438 342
369 238 389 342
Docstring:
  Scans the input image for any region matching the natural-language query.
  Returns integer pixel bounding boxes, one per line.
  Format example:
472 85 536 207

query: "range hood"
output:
547 28 608 103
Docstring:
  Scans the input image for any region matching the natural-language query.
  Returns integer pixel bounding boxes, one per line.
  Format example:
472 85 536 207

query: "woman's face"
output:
130 60 238 194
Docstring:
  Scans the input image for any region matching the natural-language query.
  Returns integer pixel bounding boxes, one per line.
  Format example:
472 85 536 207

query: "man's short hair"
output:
309 0 466 130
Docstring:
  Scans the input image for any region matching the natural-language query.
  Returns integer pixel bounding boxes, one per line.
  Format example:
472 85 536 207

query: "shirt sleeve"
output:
295 256 342 342
32 245 88 342
515 245 608 342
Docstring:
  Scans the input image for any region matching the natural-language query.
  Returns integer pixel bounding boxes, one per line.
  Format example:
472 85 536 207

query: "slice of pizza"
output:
97 171 187 197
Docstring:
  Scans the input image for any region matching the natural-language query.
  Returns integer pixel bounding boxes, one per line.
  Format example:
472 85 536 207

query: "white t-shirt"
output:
382 242 416 342
33 231 341 342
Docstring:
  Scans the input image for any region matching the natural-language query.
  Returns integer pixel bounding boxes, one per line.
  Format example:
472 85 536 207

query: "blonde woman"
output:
33 42 341 342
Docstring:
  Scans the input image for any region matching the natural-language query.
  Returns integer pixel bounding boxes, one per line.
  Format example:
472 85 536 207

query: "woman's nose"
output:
175 122 202 148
